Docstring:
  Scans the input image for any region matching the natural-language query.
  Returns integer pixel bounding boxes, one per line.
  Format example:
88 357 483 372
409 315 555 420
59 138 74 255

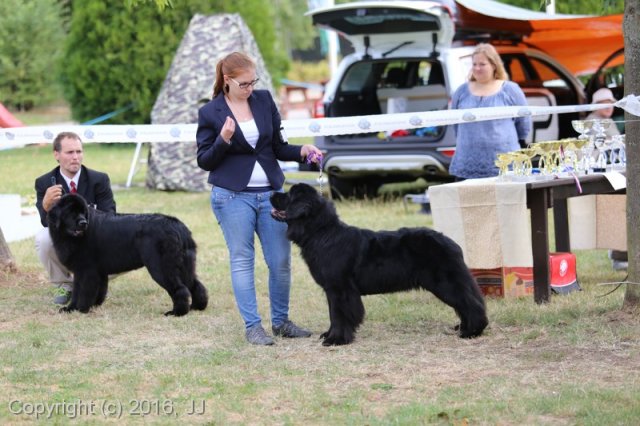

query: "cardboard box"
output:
472 266 534 298
472 252 579 298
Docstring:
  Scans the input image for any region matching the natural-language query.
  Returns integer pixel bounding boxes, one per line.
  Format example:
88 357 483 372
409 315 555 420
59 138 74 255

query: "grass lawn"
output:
1 143 639 425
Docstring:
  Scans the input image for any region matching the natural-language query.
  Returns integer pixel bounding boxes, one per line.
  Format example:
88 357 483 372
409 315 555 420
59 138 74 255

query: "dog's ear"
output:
72 193 89 212
286 198 312 220
291 183 316 196
47 203 61 230
286 183 322 220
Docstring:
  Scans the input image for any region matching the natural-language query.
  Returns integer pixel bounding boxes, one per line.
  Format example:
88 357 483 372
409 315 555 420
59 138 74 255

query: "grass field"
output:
1 143 639 425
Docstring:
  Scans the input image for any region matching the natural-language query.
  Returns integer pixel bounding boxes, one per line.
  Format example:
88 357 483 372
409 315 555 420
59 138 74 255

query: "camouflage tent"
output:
147 13 274 191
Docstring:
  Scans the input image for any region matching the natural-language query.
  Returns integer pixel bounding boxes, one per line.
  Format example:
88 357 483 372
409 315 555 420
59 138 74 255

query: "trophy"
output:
571 119 594 140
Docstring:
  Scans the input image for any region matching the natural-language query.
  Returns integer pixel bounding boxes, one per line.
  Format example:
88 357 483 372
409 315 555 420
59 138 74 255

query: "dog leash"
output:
306 152 324 196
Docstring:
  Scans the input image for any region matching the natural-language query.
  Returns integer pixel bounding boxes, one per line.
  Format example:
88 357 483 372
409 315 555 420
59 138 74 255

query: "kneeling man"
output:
34 132 116 304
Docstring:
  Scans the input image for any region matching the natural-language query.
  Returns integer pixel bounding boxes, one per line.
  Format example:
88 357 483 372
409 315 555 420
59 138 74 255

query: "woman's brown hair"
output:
212 52 256 97
469 43 509 82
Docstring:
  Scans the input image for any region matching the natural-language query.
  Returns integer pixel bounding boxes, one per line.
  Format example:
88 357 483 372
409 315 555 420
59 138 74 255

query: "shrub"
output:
60 0 283 124
0 0 65 110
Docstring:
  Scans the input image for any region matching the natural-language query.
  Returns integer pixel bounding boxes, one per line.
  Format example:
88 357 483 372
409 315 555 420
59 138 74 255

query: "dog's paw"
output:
59 306 74 313
457 316 488 338
190 302 207 311
322 337 350 346
458 328 485 339
164 310 189 317
320 328 355 345
321 334 353 346
165 308 189 316
458 324 486 338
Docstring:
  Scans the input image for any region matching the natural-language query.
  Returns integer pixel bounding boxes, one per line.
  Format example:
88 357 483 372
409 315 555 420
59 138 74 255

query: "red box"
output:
472 252 579 298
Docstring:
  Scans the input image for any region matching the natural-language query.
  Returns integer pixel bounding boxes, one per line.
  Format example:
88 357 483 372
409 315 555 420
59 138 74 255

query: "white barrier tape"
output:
2 95 639 150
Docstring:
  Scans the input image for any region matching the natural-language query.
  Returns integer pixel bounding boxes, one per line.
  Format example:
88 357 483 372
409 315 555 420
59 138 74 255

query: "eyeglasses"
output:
229 77 259 90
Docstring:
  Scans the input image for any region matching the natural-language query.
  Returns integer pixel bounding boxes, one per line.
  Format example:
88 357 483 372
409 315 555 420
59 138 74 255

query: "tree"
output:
124 0 172 10
274 0 316 54
60 1 194 124
0 0 65 110
124 0 315 56
0 228 16 273
623 0 640 309
504 0 623 14
215 0 287 83
61 0 283 124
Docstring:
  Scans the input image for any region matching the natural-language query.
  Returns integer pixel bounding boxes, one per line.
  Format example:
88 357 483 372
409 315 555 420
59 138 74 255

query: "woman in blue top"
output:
450 43 531 179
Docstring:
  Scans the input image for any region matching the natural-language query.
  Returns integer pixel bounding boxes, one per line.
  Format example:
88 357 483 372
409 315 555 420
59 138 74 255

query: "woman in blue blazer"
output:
196 52 322 346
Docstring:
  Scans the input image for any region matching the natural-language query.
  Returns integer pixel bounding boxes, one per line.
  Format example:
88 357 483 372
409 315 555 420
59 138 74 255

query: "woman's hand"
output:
301 144 323 163
220 116 235 144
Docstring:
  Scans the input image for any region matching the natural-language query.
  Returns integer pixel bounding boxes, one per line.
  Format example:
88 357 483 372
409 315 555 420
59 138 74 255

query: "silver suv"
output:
308 1 613 199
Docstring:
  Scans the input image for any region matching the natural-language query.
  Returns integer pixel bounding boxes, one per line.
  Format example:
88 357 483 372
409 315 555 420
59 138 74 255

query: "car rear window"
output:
338 59 445 92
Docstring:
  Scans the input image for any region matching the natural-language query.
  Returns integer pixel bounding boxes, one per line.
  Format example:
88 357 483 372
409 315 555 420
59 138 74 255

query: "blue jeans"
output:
211 187 291 329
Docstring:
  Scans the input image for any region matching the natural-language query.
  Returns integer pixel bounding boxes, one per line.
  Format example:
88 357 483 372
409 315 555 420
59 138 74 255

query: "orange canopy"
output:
454 0 623 75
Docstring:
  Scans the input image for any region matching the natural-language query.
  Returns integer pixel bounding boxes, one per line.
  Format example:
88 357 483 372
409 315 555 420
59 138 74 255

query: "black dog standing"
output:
271 183 488 346
47 193 208 315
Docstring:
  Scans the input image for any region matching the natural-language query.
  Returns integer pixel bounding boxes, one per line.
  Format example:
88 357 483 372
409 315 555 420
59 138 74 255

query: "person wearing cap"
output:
586 88 621 139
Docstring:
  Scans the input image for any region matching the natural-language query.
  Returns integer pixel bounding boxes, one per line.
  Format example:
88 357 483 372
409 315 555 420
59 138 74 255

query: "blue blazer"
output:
196 90 302 191
35 165 116 227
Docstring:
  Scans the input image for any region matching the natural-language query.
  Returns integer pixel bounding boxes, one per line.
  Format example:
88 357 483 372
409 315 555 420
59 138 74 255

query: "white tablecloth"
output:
428 175 627 270
428 178 533 269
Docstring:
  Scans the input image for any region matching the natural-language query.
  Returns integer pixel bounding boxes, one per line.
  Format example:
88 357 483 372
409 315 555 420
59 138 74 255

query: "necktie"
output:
70 181 77 194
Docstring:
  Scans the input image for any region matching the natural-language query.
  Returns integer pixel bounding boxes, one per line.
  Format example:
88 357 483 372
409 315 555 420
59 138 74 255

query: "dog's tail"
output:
182 234 208 311
189 278 208 311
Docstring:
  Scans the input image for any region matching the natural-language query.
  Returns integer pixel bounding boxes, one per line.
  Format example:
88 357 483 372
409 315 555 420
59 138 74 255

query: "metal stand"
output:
126 142 146 188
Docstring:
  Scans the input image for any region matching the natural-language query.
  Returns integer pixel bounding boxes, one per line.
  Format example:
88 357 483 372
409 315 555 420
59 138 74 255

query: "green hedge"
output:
60 0 283 124
0 0 65 110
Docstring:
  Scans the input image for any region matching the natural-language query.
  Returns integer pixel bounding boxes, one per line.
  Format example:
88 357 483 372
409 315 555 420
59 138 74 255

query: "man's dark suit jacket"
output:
196 89 302 191
35 165 116 227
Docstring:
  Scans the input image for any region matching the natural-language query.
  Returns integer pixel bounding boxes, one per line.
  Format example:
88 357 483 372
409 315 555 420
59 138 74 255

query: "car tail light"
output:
438 147 456 158
313 100 325 118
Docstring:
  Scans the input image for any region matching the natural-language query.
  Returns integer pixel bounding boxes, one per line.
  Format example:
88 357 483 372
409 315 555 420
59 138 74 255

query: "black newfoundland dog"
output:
271 183 488 346
47 193 208 316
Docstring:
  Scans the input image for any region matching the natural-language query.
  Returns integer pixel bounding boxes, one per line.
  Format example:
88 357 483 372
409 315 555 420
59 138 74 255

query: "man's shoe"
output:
272 320 312 338
53 288 72 305
245 325 274 346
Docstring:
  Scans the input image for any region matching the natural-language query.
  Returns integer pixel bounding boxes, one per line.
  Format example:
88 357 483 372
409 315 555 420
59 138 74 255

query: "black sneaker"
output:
53 288 72 305
245 324 274 346
272 320 312 338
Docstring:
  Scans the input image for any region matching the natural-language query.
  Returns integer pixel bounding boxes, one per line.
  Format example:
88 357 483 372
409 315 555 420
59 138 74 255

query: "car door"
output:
498 48 585 142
